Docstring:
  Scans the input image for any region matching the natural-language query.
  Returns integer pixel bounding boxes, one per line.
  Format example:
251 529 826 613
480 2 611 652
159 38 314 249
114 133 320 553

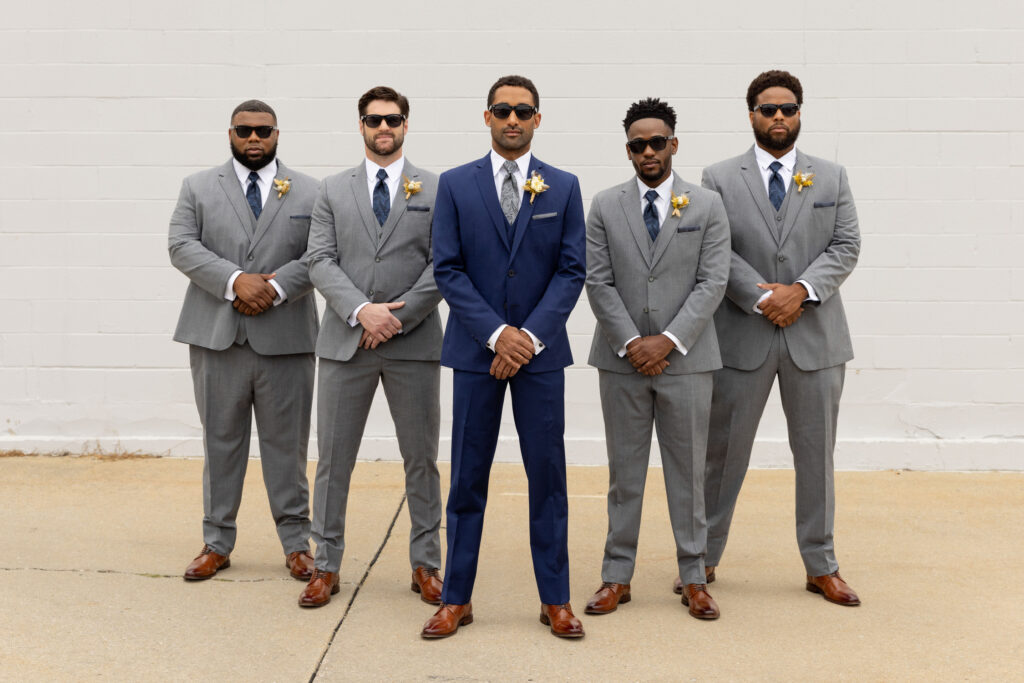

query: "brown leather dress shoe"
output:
298 569 340 608
673 566 716 594
183 545 230 581
584 582 631 615
411 567 443 605
421 603 473 639
806 571 860 606
540 603 585 638
286 550 315 581
681 583 720 620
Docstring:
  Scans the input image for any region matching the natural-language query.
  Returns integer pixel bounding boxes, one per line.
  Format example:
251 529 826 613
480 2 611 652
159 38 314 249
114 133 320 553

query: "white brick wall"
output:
2 2 1022 470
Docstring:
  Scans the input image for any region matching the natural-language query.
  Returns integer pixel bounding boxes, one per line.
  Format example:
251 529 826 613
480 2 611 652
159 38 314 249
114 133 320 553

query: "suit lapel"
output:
508 156 541 261
650 174 687 270
348 160 381 246
217 161 256 239
739 147 781 245
618 181 653 269
473 154 511 251
249 160 290 252
377 160 418 252
778 150 812 247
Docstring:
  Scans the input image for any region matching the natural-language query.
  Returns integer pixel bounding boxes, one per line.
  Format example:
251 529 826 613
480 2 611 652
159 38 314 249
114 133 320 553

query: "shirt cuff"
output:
662 331 688 356
521 328 545 355
486 324 508 352
797 279 819 302
753 289 772 314
348 302 371 327
617 335 640 358
225 270 242 301
268 279 286 306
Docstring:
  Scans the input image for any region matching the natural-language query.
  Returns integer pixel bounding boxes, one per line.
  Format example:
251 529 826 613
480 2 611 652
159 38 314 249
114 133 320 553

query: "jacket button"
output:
648 276 655 282
368 289 374 296
776 215 783 222
375 257 381 263
643 307 649 313
778 255 785 262
508 269 516 277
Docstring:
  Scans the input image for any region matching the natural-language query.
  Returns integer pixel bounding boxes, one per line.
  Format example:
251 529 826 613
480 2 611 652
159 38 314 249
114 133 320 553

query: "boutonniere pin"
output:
670 192 690 218
273 178 291 198
402 174 422 200
524 171 549 204
793 171 814 193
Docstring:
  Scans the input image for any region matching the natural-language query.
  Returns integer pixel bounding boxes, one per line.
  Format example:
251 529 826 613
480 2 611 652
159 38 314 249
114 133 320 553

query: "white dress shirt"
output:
224 158 285 304
751 145 819 312
484 149 544 355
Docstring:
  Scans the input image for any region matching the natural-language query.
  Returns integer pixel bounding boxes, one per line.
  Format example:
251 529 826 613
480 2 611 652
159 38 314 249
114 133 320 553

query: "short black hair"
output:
487 74 540 110
746 70 804 111
622 98 677 134
231 99 277 124
358 86 410 117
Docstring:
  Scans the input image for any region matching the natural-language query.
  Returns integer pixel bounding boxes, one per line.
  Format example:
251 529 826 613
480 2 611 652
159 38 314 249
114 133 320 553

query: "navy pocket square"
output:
407 205 430 212
813 201 835 208
532 212 558 220
290 214 312 219
677 226 701 233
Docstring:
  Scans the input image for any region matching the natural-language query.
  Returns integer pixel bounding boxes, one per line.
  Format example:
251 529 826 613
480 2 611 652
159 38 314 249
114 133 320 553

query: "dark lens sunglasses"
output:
489 104 537 120
232 125 276 139
626 135 675 154
753 103 800 117
361 114 406 128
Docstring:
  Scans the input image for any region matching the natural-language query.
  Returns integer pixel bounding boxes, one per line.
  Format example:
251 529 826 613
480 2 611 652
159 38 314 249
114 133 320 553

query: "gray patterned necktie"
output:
500 160 520 227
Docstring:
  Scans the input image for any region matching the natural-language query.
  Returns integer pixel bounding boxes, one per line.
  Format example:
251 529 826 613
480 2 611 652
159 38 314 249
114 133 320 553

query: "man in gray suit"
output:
169 100 319 582
695 70 862 606
299 86 444 608
584 98 730 620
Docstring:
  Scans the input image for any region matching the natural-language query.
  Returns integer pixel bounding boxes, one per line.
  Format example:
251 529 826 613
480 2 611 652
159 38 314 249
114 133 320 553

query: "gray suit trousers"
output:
189 343 314 556
598 369 712 586
311 353 442 573
704 331 844 576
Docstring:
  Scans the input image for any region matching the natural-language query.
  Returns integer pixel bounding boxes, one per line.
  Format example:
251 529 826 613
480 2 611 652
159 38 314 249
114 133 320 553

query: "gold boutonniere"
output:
273 178 291 198
670 192 690 218
793 171 814 193
524 171 549 204
402 174 422 200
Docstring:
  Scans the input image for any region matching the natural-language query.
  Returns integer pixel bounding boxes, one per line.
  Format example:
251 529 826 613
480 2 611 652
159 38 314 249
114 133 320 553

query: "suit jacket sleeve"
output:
585 195 641 349
701 168 768 314
521 176 587 344
432 173 506 344
168 178 241 298
306 181 370 321
795 166 860 303
392 256 443 334
269 215 314 302
663 192 731 349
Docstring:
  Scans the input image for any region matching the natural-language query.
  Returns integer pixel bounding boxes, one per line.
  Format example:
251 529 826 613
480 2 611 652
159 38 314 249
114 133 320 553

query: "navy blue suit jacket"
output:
433 153 586 373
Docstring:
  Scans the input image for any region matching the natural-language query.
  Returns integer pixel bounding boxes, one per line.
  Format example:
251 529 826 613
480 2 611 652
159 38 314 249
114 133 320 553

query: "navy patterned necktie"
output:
372 168 390 226
246 171 262 219
768 160 785 211
643 189 660 242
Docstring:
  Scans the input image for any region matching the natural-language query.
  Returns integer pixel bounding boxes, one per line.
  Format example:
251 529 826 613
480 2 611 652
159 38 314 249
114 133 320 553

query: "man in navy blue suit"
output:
421 75 587 639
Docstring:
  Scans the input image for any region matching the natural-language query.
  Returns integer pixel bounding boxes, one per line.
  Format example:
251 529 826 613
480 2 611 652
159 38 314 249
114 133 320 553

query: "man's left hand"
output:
490 353 520 380
757 282 807 327
626 335 675 371
233 298 263 316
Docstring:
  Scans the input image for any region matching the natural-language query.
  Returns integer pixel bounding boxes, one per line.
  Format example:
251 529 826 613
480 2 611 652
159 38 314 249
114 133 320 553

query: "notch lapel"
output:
508 156 542 261
217 161 256 239
739 147 781 245
249 160 290 252
618 181 653 269
778 151 812 247
348 161 381 246
473 154 511 251
650 174 688 270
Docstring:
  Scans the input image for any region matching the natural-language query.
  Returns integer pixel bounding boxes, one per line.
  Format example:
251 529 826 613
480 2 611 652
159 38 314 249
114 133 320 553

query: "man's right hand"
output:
357 301 405 345
233 272 277 312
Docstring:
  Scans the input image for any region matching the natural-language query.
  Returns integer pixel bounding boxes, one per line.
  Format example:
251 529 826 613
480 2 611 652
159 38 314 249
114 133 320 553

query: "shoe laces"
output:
310 568 329 581
422 567 440 578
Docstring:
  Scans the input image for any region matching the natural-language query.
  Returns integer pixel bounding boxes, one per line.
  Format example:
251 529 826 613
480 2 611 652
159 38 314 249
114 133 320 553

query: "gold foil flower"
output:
670 192 690 218
793 171 815 192
524 171 549 204
402 174 422 200
273 178 291 198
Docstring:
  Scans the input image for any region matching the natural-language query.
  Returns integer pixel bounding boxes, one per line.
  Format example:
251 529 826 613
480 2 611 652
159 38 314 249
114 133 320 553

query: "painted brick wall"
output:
2 1 1021 469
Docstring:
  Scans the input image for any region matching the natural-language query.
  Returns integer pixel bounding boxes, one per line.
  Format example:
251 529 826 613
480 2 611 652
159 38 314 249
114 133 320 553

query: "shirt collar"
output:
636 173 674 202
490 149 531 179
754 145 796 174
366 155 405 182
232 157 278 187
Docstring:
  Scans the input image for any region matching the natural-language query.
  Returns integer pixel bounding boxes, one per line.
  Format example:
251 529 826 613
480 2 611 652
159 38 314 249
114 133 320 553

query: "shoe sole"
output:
411 581 443 605
539 614 585 638
183 559 230 581
584 593 631 615
805 582 860 606
421 615 473 639
298 583 341 608
673 571 715 594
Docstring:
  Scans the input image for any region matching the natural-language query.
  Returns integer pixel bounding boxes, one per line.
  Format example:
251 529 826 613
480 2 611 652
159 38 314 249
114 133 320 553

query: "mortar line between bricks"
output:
309 493 407 683
0 566 317 583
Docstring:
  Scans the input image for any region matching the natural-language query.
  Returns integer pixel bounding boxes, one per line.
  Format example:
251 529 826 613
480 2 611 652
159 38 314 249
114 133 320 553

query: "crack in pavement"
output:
309 493 406 683
0 566 355 584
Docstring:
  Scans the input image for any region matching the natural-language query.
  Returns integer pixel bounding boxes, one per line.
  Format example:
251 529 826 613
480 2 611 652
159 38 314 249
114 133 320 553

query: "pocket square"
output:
677 226 701 233
532 212 558 220
407 205 430 212
290 214 312 219
813 201 835 208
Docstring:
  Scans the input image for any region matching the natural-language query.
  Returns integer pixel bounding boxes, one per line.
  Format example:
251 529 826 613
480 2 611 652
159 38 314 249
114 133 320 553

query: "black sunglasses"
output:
626 135 675 154
752 103 800 117
232 125 276 139
361 114 406 128
489 104 537 120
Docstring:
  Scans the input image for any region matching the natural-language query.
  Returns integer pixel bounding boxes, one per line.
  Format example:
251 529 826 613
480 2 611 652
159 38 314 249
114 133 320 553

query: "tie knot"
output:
769 161 782 174
503 160 518 176
247 171 260 183
644 189 659 204
376 168 388 182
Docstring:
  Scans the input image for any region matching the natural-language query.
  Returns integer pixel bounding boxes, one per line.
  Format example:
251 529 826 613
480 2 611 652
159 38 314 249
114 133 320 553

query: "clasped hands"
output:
756 282 807 328
232 272 277 316
490 327 535 380
626 335 675 377
357 301 405 349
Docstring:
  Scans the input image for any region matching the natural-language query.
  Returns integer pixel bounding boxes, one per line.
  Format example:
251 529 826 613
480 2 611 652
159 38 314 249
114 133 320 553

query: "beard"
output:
231 140 278 171
492 125 533 154
754 118 800 152
632 158 669 185
365 131 404 157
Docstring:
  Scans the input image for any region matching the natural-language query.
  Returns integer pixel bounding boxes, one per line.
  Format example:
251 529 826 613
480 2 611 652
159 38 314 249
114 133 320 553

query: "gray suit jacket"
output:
702 146 860 372
169 160 319 355
586 173 731 375
306 159 442 362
